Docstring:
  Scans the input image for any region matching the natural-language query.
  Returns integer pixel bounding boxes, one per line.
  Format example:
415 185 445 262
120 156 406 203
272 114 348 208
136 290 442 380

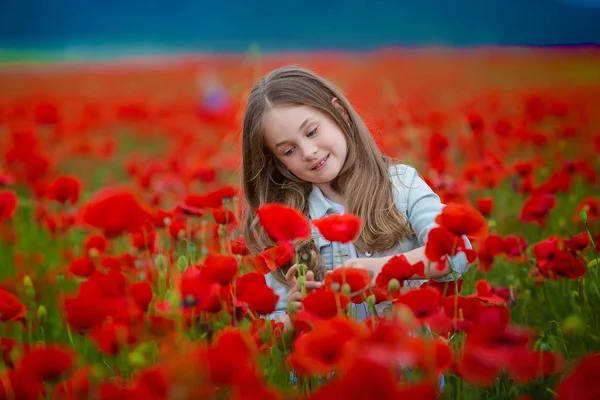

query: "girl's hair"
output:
241 65 413 287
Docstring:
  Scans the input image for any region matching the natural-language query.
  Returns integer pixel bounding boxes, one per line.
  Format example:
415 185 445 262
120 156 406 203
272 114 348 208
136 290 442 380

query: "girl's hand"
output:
340 256 390 277
285 264 322 311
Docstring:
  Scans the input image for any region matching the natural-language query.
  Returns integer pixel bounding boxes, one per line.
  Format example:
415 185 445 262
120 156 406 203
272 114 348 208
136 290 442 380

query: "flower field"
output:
0 47 599 399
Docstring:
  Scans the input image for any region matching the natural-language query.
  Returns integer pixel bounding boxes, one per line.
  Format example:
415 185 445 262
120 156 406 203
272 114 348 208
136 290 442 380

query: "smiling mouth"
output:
311 154 330 170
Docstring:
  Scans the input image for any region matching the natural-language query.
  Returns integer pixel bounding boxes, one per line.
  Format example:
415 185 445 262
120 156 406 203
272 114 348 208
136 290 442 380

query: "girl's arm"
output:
341 246 451 280
395 165 472 279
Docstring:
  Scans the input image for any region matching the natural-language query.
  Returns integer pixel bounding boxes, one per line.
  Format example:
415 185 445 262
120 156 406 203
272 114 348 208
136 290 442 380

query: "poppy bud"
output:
580 210 588 224
366 294 376 307
388 278 400 293
166 289 180 309
287 302 299 314
128 351 147 368
23 275 33 289
563 314 584 336
88 247 100 259
395 303 417 327
37 305 47 325
341 283 351 296
155 254 167 272
588 258 598 269
90 364 105 383
176 255 189 273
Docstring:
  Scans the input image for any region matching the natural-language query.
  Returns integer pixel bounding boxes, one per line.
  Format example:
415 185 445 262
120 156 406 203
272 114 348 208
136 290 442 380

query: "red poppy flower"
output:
207 327 259 387
0 288 27 322
83 234 108 254
394 287 442 322
249 318 284 350
507 350 565 384
555 353 600 400
375 255 424 292
425 226 477 265
130 281 153 312
256 203 310 242
253 241 295 275
52 366 92 400
130 225 157 250
0 170 15 186
175 202 205 218
46 175 81 205
180 267 226 314
435 202 488 239
323 268 371 304
228 236 249 256
502 234 528 258
467 280 507 305
289 316 360 376
312 214 362 243
80 187 149 236
90 320 137 356
68 256 96 277
301 289 351 319
533 238 587 280
0 190 17 220
519 193 556 226
211 207 237 225
63 287 107 332
202 253 238 285
454 305 537 386
235 272 279 315
17 345 75 381
564 233 590 252
308 356 438 400
477 234 504 272
476 197 494 217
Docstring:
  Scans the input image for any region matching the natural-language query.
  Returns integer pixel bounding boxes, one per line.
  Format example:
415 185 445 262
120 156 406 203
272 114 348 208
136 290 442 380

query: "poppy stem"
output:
582 220 600 287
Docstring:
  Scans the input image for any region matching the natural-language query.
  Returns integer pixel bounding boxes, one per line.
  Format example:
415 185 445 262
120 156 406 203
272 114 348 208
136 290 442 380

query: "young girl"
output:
240 65 471 330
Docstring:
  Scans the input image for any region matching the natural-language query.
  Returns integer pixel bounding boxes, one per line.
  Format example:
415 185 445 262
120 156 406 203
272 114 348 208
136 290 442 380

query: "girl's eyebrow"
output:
275 118 313 148
297 117 312 132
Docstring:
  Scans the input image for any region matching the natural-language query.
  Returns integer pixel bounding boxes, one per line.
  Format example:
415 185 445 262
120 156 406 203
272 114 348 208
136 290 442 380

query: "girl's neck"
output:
317 183 346 208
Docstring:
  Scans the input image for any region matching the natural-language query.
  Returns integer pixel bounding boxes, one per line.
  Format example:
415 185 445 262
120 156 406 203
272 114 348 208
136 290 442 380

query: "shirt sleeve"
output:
399 165 472 280
264 272 289 319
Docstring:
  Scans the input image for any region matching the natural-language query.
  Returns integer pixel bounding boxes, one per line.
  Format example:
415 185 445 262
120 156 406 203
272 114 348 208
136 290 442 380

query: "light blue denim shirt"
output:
266 164 472 319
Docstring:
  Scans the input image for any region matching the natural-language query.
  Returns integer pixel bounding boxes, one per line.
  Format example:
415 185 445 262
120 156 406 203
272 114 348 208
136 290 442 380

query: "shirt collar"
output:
308 185 334 220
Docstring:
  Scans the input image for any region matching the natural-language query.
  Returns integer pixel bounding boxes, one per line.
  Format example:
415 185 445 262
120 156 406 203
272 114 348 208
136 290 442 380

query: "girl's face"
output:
262 104 348 191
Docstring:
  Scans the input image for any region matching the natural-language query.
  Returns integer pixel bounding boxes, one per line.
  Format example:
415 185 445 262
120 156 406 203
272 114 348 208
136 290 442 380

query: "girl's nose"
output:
301 145 318 160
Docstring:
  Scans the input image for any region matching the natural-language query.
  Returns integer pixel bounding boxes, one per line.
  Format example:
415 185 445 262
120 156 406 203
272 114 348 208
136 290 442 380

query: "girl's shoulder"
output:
387 163 429 209
388 163 411 178
388 163 420 186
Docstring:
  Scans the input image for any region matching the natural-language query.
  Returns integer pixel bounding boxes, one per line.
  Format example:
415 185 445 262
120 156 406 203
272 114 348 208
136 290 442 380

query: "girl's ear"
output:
332 97 350 124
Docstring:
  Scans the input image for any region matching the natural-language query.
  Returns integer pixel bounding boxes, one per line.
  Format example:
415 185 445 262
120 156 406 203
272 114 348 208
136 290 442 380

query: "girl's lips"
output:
312 154 330 170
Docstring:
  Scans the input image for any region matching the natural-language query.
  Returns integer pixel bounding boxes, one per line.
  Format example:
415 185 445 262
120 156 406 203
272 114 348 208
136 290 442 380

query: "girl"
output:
241 65 471 331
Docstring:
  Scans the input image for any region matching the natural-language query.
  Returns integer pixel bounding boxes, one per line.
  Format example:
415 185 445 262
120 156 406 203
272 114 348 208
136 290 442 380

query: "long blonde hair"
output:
241 65 413 287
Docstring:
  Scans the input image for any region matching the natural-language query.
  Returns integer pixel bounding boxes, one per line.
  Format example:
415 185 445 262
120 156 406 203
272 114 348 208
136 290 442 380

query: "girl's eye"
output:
307 127 318 137
283 148 295 157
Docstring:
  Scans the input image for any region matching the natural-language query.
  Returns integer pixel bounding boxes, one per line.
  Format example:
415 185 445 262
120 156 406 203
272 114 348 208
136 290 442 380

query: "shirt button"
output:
365 251 373 257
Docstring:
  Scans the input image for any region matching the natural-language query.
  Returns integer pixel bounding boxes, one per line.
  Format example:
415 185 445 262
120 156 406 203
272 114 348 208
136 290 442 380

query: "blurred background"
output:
1 0 600 60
